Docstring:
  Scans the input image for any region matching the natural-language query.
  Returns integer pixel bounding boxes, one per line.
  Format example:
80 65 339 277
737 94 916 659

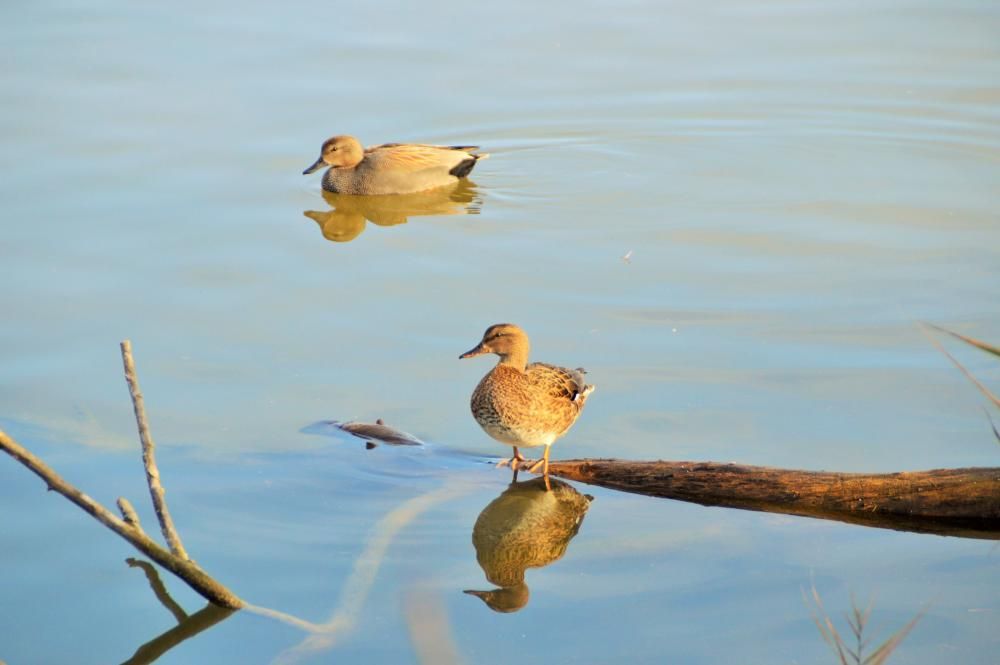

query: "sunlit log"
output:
548 459 1000 539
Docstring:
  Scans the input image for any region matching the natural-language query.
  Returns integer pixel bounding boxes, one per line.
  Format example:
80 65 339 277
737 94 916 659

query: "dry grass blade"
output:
804 585 851 665
863 606 927 665
925 323 1000 360
984 408 1000 446
806 584 924 665
847 595 873 660
920 324 1000 410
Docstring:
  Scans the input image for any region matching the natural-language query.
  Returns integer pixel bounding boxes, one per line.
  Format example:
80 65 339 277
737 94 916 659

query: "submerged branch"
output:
548 459 1000 539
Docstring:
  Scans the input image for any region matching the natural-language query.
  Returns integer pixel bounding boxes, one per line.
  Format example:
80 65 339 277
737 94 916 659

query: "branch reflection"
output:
121 558 236 665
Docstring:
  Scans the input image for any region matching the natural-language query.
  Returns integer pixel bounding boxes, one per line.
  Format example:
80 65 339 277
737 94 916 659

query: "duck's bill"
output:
302 157 326 175
459 343 488 359
463 589 489 599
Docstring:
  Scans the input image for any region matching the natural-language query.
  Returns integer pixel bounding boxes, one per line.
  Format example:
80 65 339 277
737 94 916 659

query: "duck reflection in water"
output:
464 476 592 613
303 180 480 243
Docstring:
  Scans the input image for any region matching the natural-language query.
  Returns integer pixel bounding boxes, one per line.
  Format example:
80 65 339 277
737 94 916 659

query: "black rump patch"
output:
449 157 478 178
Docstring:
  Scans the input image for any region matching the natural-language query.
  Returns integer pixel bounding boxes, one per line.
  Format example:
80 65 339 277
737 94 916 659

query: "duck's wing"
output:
363 143 481 173
368 142 480 153
527 363 595 404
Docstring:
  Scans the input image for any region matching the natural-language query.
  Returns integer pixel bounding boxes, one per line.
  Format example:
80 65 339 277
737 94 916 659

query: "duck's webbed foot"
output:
496 447 530 470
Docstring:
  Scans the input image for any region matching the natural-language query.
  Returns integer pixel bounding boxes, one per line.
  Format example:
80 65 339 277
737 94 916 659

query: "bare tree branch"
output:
120 339 189 560
0 428 244 608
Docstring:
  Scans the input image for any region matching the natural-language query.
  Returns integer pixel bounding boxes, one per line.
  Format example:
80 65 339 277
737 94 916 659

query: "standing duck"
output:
459 323 594 487
302 135 487 195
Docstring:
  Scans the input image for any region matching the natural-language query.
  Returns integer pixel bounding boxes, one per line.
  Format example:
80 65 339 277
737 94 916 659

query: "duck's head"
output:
302 135 365 174
460 323 530 367
462 583 530 613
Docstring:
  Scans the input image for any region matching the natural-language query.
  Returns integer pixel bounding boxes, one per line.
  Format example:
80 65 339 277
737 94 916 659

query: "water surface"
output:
2 0 999 663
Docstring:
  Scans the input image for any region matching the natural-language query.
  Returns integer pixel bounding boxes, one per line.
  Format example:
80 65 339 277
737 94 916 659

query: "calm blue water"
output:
2 0 998 663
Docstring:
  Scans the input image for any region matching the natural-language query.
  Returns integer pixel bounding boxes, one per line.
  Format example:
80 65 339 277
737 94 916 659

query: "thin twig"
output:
120 340 189 560
0 428 243 608
118 497 142 528
920 324 1000 409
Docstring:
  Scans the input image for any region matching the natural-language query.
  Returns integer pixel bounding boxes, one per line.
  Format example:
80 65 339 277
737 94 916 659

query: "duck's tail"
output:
571 367 595 404
449 150 489 178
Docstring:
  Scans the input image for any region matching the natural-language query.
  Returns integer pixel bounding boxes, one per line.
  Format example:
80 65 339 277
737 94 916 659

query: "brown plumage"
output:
302 135 487 195
459 323 594 485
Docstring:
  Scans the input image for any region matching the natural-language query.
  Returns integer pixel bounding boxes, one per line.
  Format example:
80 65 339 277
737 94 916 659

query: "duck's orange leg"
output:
526 446 552 489
496 447 527 469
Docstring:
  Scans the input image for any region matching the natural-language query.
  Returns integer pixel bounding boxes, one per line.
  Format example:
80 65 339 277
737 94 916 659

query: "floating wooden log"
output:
547 459 1000 540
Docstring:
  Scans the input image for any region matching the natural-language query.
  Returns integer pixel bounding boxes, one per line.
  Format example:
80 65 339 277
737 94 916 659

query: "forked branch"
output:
0 429 243 607
0 339 243 608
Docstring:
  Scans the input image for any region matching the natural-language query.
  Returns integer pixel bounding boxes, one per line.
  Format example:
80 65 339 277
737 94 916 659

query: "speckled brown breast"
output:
470 363 593 448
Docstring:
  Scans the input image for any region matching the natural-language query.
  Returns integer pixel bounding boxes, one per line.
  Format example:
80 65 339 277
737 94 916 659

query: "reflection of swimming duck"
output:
303 180 480 243
464 477 592 613
460 324 595 486
302 135 488 195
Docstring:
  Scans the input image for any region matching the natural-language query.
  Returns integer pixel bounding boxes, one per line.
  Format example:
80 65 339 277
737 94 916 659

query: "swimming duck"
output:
460 323 594 487
302 135 488 195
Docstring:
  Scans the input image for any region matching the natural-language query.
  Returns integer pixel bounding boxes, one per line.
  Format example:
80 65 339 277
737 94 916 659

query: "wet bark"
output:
548 459 1000 539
